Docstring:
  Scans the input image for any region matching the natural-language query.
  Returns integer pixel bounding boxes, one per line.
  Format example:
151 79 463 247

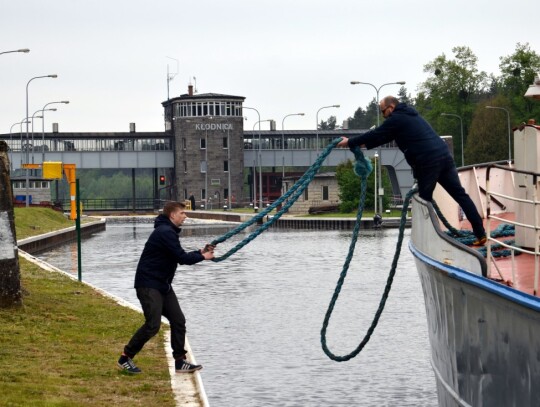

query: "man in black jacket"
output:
338 95 486 245
118 201 215 374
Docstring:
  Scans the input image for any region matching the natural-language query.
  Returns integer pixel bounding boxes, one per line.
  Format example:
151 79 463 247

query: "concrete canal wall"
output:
188 210 410 230
18 219 106 254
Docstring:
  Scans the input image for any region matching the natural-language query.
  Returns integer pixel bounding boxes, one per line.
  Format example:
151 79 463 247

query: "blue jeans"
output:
414 155 485 240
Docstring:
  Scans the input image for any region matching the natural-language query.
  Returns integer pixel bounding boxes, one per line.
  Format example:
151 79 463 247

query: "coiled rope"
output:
431 202 520 257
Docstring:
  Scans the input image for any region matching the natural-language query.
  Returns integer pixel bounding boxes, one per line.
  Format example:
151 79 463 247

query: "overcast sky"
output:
1 0 537 134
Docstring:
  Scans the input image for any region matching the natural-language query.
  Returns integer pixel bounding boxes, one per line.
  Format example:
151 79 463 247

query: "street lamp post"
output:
239 106 261 207
315 105 340 155
350 80 405 214
374 153 379 214
441 113 464 166
486 106 512 162
8 120 29 172
41 101 69 162
30 111 45 165
253 119 273 208
0 48 30 56
25 74 58 206
281 113 305 180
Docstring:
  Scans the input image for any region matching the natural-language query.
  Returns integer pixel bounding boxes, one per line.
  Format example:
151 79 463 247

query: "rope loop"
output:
320 186 417 361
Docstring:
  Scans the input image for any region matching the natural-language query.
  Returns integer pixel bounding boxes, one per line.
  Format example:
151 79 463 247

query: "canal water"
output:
36 220 437 406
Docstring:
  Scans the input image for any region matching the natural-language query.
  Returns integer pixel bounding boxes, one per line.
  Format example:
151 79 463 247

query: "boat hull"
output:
410 195 540 407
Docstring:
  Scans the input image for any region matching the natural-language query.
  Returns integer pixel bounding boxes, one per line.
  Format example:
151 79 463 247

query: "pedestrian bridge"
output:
1 130 414 198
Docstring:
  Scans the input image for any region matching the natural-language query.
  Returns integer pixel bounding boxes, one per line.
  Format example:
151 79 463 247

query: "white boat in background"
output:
410 74 540 407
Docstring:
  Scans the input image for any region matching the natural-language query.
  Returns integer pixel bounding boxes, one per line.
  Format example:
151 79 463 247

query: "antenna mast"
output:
166 56 179 100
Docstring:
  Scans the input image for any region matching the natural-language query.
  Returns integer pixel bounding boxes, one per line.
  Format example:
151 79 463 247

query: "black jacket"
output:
134 214 204 294
347 103 451 168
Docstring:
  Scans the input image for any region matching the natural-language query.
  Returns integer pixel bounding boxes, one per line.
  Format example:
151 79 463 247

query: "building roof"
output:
163 92 246 105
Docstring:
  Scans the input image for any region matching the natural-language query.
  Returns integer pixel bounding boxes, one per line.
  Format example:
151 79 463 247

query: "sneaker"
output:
118 355 141 374
472 236 487 246
175 359 202 373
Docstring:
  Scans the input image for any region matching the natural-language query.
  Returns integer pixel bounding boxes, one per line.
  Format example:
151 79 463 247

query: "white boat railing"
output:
485 164 540 295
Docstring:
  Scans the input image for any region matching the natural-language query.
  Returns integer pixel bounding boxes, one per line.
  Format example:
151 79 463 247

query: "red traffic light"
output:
159 175 165 185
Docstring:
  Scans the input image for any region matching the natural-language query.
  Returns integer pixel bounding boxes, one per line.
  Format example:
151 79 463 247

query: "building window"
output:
184 189 188 200
200 161 207 173
223 137 228 149
200 138 206 149
224 160 229 172
224 188 229 200
182 138 186 149
322 185 329 201
183 161 187 173
304 188 309 201
202 189 206 200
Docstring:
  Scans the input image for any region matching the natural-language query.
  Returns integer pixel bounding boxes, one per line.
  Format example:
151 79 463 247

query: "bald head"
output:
379 96 399 119
381 96 399 107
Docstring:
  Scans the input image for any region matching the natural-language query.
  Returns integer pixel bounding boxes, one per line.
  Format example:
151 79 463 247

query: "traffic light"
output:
159 175 165 185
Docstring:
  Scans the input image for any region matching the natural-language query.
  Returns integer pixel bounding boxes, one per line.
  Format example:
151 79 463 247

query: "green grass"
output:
14 207 76 239
0 258 175 406
2 207 175 405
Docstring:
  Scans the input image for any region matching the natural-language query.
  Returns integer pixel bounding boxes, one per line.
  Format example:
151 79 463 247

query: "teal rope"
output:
433 201 520 257
211 137 344 262
320 157 417 361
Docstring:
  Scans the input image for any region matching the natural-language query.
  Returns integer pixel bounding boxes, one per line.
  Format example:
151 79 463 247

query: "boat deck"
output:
460 213 539 296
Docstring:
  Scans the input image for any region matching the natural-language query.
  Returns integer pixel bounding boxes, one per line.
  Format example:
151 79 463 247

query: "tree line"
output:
322 42 540 166
331 42 540 212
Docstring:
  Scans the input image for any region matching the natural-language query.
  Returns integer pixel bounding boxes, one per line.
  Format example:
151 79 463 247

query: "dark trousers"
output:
124 287 187 361
414 155 486 239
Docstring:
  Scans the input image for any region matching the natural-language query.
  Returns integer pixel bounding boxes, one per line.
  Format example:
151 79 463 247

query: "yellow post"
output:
62 164 77 220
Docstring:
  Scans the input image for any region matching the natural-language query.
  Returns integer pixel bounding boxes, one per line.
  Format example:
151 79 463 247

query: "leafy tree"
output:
420 46 489 108
336 160 365 212
417 46 490 165
336 158 392 213
497 42 540 121
465 96 512 164
55 169 155 201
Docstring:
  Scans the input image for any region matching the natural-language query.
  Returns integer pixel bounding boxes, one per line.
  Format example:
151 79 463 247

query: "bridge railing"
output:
57 198 161 211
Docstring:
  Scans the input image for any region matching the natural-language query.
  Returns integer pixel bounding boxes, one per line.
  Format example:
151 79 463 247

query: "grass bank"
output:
0 208 175 405
14 207 77 240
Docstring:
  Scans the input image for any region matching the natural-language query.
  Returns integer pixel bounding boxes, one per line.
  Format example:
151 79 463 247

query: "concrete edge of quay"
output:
187 210 411 230
17 219 107 254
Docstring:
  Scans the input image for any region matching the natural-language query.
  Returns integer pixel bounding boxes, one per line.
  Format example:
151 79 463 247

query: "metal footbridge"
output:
1 129 414 198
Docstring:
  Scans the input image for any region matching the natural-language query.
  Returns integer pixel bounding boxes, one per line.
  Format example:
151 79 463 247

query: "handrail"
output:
485 164 540 294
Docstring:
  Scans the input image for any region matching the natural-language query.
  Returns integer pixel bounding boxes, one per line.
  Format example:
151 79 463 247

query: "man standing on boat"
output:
117 201 215 374
338 95 486 245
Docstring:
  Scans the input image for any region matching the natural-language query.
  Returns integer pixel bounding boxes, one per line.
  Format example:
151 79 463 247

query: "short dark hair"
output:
163 201 185 217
